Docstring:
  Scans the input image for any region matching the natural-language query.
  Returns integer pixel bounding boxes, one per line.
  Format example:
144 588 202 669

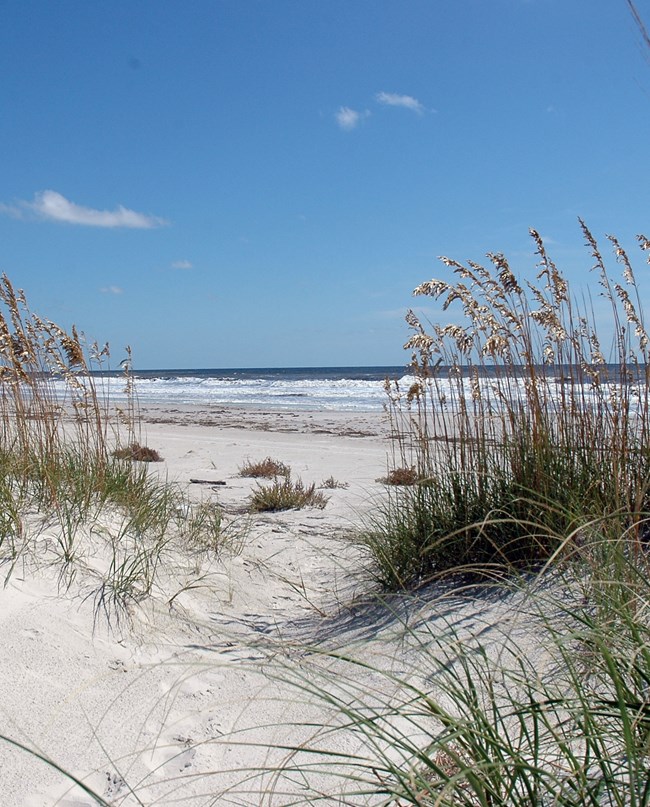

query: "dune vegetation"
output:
0 274 227 623
4 225 650 805
295 224 650 805
368 222 650 590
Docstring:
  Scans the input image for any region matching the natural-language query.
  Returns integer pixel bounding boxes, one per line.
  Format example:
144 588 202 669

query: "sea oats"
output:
406 381 423 403
441 287 462 310
588 335 606 367
440 324 473 354
468 259 495 286
404 333 435 352
405 309 421 328
608 235 636 286
451 263 480 284
482 333 509 357
613 283 649 349
413 278 449 298
636 233 650 258
60 335 85 368
489 252 522 295
530 305 568 342
438 256 467 272
470 366 481 400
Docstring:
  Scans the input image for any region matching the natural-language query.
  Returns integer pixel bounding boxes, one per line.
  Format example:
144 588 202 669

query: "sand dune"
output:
0 407 527 806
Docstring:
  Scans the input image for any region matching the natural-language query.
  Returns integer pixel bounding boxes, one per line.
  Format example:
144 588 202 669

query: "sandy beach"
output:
0 405 533 806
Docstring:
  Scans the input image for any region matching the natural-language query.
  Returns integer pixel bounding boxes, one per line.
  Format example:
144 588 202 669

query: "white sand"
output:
0 407 532 806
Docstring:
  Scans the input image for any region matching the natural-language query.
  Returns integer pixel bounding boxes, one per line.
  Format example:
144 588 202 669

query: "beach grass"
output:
261 533 650 805
251 224 650 803
364 223 650 590
249 476 329 511
0 274 231 618
167 227 649 806
240 455 292 478
319 475 349 489
112 441 163 462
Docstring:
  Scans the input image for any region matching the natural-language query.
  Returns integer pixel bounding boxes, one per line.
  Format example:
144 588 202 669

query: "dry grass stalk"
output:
0 274 111 472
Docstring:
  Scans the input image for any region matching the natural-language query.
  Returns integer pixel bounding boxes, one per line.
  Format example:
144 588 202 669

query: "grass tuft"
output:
320 475 349 489
377 466 421 486
268 535 650 805
239 456 291 478
112 442 163 462
249 477 329 512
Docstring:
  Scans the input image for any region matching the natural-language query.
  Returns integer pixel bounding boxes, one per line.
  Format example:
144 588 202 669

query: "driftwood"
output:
189 478 226 486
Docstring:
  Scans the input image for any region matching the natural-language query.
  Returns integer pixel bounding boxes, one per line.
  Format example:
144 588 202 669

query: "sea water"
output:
83 366 410 412
50 364 639 414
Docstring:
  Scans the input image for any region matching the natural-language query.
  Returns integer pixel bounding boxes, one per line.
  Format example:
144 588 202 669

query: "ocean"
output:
54 363 639 414
85 366 411 412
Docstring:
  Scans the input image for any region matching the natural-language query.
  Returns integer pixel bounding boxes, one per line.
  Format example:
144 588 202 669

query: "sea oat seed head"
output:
404 333 435 351
414 279 448 298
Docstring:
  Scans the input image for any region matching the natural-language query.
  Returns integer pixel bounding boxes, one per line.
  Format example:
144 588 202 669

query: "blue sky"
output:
1 0 649 369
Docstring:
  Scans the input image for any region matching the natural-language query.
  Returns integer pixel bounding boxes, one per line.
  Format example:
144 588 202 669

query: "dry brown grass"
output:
239 456 291 478
113 443 163 463
377 466 420 486
319 476 349 489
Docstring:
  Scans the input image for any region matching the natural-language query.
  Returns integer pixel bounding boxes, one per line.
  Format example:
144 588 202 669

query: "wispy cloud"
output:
376 91 425 114
171 259 193 270
100 285 123 295
335 106 369 131
377 306 411 320
1 190 167 228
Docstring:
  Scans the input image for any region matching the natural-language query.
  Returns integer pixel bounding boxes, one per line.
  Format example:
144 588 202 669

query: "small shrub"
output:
377 466 420 486
113 443 162 463
239 456 291 478
249 478 328 512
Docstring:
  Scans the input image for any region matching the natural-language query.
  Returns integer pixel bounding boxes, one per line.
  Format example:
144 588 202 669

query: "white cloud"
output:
171 259 193 269
335 106 369 130
2 190 167 228
100 285 123 295
0 202 22 219
376 91 425 114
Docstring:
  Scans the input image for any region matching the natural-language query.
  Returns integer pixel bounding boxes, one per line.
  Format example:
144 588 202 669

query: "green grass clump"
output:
366 223 650 588
249 477 329 512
